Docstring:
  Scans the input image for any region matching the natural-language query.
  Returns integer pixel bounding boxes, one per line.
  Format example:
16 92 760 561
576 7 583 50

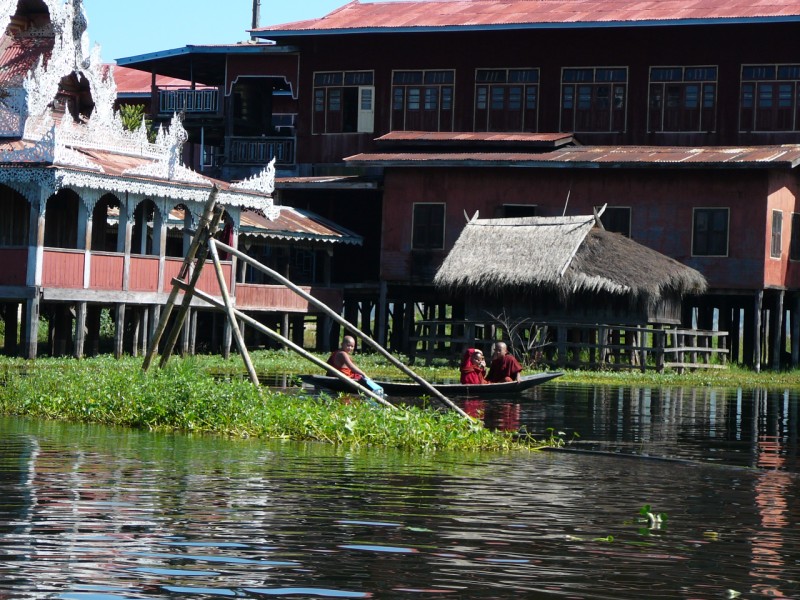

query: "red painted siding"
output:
0 248 28 285
129 256 160 291
89 253 124 290
380 166 791 291
235 284 343 313
42 249 84 288
163 258 233 297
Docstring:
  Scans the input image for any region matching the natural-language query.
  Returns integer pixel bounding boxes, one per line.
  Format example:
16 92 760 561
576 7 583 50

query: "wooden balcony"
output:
226 136 295 167
158 87 220 115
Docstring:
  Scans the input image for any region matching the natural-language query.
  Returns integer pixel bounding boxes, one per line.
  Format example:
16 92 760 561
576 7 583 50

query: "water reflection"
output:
2 383 800 598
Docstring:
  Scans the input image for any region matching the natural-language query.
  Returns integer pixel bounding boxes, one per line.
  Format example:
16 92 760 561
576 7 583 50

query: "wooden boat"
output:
300 371 563 398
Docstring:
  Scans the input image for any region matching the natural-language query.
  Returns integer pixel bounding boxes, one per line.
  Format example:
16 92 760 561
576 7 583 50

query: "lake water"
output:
1 383 799 599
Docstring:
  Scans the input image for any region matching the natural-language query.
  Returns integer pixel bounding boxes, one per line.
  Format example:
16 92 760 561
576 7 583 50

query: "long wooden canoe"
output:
300 371 563 398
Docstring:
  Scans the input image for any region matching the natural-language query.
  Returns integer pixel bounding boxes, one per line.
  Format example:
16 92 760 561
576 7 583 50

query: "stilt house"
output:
0 0 359 358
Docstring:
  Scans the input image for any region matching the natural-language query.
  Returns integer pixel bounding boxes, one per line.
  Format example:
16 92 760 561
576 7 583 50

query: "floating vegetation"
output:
0 356 548 452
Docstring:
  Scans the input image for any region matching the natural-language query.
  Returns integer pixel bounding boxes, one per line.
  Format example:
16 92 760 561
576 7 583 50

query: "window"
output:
412 203 445 250
561 67 627 132
692 208 729 257
392 70 454 132
501 204 537 218
648 66 717 132
599 206 631 237
313 71 374 134
771 210 783 259
474 68 539 132
740 64 800 132
790 213 800 261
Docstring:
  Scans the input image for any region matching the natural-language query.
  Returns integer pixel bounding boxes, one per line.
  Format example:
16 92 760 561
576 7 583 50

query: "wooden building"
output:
0 0 359 359
116 0 800 367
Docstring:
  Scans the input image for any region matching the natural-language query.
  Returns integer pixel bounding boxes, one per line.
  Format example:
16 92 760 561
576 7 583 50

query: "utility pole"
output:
252 0 261 29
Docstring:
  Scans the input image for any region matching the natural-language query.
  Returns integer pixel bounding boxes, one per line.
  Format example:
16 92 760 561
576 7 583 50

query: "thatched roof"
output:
434 216 707 304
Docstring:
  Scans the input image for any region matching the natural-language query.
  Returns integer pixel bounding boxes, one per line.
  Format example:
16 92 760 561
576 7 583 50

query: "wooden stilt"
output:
74 302 87 359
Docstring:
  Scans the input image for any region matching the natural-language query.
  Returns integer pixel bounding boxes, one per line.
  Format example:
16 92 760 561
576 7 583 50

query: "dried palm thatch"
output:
434 215 707 310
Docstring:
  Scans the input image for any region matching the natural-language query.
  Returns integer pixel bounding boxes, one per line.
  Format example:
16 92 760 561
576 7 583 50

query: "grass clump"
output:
0 356 532 452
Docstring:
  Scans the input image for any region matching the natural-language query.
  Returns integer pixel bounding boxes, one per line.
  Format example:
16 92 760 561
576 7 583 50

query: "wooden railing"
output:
235 284 343 313
226 136 295 166
410 319 729 372
158 87 220 114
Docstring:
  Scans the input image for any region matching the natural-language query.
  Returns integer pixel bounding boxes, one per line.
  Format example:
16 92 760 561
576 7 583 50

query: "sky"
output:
82 0 401 62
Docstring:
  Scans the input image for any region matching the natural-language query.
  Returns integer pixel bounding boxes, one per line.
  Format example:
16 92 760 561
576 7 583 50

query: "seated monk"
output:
460 348 488 385
327 335 384 396
487 341 523 383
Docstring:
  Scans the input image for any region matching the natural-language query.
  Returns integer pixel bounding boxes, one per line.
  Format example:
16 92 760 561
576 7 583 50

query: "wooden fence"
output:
410 319 729 372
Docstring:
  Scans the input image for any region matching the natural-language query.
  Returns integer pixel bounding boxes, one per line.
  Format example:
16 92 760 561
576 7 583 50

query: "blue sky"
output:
82 0 399 62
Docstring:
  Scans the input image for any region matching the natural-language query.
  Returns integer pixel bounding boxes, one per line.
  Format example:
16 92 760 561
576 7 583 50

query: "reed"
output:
0 356 539 452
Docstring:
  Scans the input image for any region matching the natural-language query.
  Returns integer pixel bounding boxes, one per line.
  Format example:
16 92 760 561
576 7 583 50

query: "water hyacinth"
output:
0 356 534 452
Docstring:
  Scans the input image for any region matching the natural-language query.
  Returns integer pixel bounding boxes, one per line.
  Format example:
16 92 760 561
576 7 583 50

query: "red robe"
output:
487 354 522 383
460 365 488 384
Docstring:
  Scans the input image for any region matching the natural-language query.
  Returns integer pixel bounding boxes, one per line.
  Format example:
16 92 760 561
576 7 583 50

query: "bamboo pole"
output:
157 201 225 369
214 240 471 419
143 188 220 371
172 279 395 409
207 238 259 386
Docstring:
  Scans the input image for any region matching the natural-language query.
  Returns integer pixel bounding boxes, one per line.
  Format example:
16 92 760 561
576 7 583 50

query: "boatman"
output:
487 341 523 383
327 335 385 396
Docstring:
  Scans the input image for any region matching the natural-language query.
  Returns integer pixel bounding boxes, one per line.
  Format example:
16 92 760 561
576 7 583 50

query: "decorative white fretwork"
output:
229 158 279 219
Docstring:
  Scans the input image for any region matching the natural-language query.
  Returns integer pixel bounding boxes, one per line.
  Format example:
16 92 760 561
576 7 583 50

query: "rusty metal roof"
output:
275 174 378 189
346 144 800 169
376 131 574 148
239 206 363 245
0 33 52 85
253 0 800 36
112 65 209 95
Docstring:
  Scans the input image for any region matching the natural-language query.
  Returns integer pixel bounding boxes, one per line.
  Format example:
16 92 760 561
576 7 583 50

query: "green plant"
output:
638 504 667 531
119 104 156 142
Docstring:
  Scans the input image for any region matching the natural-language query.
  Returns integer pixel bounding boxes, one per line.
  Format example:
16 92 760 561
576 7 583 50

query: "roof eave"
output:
116 43 298 67
252 15 800 39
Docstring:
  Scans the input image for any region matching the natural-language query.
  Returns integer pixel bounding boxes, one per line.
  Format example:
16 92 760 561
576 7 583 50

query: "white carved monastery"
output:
0 0 359 358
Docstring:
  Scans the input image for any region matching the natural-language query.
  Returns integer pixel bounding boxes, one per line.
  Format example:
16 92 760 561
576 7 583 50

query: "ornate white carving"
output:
228 158 278 218
122 115 209 185
231 158 276 195
0 88 27 138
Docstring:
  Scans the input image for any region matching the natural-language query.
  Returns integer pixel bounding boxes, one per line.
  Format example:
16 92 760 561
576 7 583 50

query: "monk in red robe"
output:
487 341 523 383
460 348 488 384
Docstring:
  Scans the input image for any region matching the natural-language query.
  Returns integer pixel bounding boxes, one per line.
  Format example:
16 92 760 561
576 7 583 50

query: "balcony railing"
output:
158 88 220 114
226 136 296 167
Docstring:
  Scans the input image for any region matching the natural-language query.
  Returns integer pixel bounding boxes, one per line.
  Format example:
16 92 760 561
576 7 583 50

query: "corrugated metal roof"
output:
346 144 800 168
253 0 800 35
275 174 378 189
376 131 574 148
112 65 209 95
239 206 363 245
0 34 52 85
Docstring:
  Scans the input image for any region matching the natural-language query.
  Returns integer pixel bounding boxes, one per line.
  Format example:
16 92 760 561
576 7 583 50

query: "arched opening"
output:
131 198 158 256
91 193 121 252
0 184 30 247
43 189 80 249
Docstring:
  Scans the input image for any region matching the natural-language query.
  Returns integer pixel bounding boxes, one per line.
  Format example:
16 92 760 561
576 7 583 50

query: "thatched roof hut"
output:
434 215 707 325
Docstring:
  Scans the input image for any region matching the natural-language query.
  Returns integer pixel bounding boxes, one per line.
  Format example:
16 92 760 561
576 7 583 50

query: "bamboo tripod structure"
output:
142 192 472 419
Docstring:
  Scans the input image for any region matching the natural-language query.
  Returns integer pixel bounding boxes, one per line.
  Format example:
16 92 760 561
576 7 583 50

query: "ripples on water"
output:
1 383 799 599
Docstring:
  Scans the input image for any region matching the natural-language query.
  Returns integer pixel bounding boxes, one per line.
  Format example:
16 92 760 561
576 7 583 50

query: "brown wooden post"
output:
3 303 19 356
557 325 567 368
73 302 87 359
771 290 784 371
114 303 126 359
792 294 800 368
753 290 763 373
